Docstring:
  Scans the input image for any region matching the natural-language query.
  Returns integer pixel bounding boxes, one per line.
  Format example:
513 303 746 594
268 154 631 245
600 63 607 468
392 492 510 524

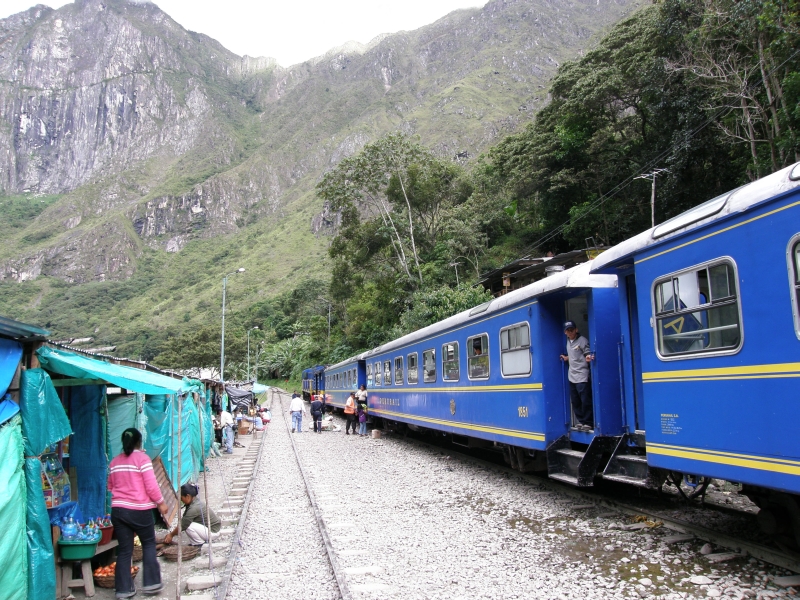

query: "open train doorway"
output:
564 294 590 430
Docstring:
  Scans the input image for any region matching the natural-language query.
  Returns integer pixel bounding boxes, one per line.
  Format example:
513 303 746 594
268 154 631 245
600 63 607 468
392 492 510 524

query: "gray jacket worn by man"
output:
566 334 591 383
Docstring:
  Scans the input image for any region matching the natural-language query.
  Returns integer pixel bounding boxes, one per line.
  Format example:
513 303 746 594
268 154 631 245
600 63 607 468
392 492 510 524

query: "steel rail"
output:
283 392 353 600
218 412 268 599
402 434 800 574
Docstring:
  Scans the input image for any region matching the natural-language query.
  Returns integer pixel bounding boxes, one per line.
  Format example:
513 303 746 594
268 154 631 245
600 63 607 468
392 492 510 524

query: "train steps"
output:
546 434 619 487
602 433 660 488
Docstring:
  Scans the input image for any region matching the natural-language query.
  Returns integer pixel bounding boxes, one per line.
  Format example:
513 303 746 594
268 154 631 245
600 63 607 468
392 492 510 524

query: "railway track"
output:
399 431 800 575
281 395 352 600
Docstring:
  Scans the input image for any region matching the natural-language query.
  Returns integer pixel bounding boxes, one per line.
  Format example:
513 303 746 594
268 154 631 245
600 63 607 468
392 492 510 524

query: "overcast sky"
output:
2 0 484 66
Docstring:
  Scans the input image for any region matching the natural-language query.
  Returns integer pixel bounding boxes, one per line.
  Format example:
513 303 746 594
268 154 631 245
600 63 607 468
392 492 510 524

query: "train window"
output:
375 362 382 386
423 349 436 382
442 342 459 381
394 357 404 385
468 334 489 379
500 323 532 376
653 258 742 358
383 361 391 385
367 363 373 386
407 353 419 384
789 235 800 339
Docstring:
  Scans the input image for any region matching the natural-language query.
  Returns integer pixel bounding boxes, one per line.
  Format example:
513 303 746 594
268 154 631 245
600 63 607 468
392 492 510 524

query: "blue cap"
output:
563 321 577 330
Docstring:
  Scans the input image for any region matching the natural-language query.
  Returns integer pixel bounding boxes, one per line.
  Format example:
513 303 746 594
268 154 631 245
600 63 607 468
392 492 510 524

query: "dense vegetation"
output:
2 0 798 382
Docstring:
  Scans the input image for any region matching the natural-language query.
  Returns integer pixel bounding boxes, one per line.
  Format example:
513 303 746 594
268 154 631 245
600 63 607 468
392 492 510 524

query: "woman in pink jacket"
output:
108 428 169 598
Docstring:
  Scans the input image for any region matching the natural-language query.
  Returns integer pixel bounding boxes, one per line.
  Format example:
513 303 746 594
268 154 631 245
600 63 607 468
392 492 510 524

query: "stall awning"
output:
36 346 185 396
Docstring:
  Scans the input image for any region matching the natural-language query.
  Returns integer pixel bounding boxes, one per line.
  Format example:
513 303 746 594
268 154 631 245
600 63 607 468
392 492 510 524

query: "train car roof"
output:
354 261 615 360
591 162 800 273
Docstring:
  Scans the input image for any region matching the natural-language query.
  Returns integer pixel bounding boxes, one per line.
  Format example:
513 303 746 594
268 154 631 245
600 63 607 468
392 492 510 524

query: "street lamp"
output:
318 297 332 353
247 326 259 382
220 268 245 383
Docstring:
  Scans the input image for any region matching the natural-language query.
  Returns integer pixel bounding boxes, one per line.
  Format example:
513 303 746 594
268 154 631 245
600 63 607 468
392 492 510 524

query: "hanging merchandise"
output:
40 452 70 509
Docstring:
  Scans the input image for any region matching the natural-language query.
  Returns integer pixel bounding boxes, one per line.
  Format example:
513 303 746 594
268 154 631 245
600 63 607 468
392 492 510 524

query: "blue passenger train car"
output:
324 358 366 410
592 162 800 544
358 263 623 479
302 365 326 401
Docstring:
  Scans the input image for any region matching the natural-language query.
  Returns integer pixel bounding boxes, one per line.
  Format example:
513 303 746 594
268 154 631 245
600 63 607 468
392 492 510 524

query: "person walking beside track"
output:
218 408 234 453
344 392 357 435
289 393 306 433
108 428 169 598
310 394 324 433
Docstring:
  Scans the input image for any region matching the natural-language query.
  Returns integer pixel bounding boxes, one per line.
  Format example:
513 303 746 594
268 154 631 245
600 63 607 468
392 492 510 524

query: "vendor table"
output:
54 525 118 598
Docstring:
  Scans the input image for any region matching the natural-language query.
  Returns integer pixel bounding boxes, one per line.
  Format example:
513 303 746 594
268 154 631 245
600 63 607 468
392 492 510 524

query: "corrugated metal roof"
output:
0 315 49 341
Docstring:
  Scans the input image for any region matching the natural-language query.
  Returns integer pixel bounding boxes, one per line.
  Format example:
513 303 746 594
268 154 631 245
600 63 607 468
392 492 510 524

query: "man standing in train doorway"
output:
560 321 594 431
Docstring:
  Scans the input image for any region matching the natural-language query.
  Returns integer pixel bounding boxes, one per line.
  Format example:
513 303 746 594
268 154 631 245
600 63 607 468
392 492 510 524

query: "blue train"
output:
301 365 326 401
314 161 800 546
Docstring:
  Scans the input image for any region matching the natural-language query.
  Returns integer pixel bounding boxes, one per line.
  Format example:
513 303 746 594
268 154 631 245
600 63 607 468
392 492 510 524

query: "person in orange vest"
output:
344 392 357 435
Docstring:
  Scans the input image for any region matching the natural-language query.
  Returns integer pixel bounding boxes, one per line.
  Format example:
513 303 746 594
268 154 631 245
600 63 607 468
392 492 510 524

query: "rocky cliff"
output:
0 0 643 285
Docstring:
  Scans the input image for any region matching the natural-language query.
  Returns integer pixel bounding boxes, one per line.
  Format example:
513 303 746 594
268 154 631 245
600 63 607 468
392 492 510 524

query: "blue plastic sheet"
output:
107 395 137 460
0 414 27 600
143 394 205 490
0 338 22 398
36 346 185 395
46 500 83 526
20 369 72 600
68 386 108 520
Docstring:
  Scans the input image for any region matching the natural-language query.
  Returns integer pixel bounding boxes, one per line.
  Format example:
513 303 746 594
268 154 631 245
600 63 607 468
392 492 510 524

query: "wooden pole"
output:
197 392 215 575
175 394 183 600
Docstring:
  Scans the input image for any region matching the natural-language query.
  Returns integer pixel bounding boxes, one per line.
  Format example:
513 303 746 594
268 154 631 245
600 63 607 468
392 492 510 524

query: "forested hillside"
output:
182 0 798 382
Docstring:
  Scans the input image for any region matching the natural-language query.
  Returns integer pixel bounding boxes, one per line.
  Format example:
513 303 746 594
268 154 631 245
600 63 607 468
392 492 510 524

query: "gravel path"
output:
228 391 338 600
228 393 798 600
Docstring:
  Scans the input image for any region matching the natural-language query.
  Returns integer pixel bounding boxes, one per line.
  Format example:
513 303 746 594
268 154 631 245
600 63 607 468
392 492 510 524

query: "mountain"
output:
0 0 643 354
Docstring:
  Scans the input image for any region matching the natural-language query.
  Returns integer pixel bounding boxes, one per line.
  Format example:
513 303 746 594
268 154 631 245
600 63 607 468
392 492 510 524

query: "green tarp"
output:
21 369 72 600
36 346 185 395
0 414 27 600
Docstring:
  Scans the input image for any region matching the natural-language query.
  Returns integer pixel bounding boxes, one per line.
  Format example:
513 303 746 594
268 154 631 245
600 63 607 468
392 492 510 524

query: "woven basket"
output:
94 566 138 588
132 545 143 562
158 544 200 561
93 574 115 589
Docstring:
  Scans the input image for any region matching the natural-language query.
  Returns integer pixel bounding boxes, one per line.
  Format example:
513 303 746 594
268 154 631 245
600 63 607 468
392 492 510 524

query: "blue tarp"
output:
68 386 108 520
143 395 202 490
36 346 185 395
0 414 27 600
0 338 22 398
20 369 71 600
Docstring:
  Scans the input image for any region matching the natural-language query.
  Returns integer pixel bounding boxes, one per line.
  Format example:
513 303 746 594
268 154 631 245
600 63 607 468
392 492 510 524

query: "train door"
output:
564 294 590 428
625 275 646 431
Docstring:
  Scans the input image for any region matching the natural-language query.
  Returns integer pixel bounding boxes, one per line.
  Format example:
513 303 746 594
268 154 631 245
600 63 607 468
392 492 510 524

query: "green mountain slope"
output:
0 0 644 358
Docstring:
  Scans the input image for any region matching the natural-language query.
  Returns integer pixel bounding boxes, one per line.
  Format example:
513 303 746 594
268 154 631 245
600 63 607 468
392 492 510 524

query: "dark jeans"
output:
312 412 322 432
569 381 594 427
111 507 161 593
345 413 357 434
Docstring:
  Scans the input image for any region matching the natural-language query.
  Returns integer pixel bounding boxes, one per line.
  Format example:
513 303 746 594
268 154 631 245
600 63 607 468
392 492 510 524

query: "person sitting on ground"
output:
164 483 221 546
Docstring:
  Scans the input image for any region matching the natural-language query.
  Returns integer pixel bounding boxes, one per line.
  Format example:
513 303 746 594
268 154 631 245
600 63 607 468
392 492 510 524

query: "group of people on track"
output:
288 385 368 435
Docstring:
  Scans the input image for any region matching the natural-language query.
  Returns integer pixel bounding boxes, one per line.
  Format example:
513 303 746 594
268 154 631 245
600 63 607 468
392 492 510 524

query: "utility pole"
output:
318 297 332 353
220 268 245 383
635 168 669 228
449 261 461 286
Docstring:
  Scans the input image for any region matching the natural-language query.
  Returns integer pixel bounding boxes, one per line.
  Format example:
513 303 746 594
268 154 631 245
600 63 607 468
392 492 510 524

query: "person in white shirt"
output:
218 409 234 453
289 395 305 433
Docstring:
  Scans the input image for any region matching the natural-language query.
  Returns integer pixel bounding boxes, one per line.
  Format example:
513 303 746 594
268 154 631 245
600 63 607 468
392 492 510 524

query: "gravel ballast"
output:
227 391 798 600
